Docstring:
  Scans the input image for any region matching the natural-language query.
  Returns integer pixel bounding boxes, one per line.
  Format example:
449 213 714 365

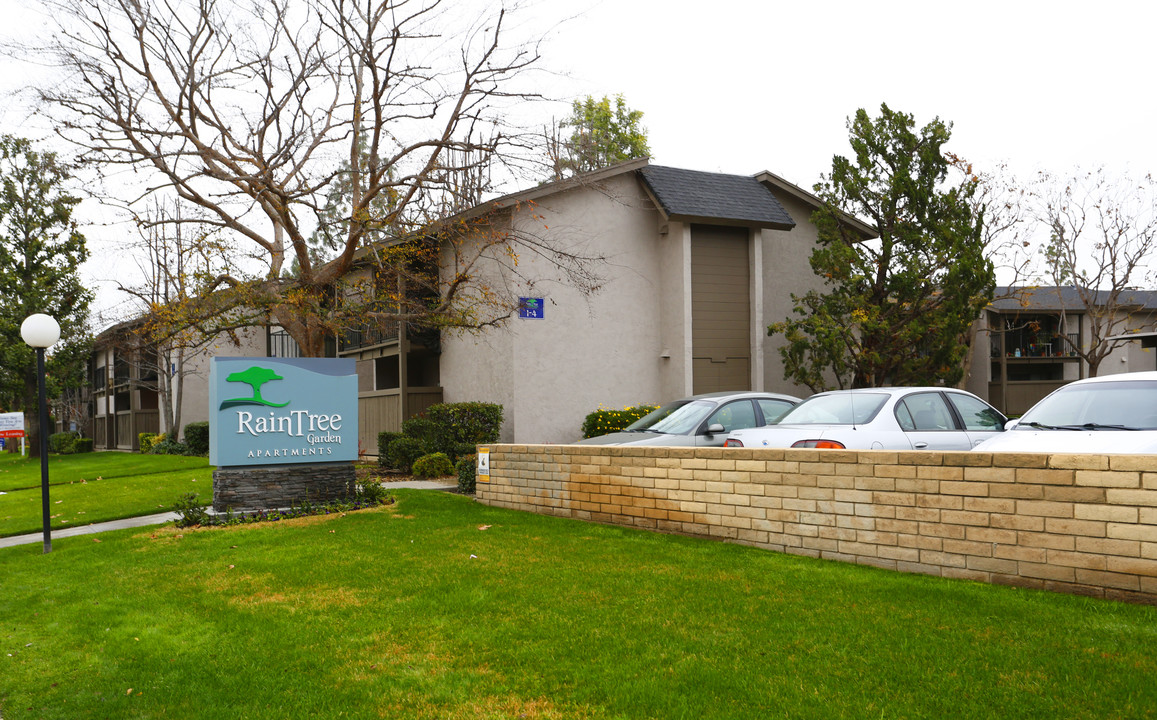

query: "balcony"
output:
992 332 1079 359
342 321 400 352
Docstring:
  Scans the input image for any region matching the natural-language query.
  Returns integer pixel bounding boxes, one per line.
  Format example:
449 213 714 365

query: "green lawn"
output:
2 489 1155 719
0 452 211 537
0 452 209 492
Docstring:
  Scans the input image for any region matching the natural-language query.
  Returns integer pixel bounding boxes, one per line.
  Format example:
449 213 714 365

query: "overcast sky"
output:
2 0 1154 320
539 0 1156 186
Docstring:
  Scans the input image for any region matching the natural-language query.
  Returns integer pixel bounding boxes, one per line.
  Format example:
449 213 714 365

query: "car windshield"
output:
1017 380 1157 430
624 399 715 435
777 393 888 425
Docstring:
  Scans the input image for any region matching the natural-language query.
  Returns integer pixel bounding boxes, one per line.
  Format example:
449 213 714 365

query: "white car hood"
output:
972 429 1157 454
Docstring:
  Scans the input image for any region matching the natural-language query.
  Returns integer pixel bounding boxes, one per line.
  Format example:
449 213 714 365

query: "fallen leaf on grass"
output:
477 525 492 531
92 538 101 543
126 688 132 695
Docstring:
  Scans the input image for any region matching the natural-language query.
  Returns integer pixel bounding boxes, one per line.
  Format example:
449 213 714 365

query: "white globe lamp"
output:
21 313 61 349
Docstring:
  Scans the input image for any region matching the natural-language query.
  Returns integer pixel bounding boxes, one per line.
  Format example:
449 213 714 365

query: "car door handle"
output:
914 442 928 449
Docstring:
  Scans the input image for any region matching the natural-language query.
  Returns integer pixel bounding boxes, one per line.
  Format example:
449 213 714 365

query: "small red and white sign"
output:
0 412 25 438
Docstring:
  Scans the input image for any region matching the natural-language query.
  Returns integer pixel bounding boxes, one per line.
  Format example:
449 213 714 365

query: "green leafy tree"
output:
770 104 995 391
550 95 650 178
0 136 93 452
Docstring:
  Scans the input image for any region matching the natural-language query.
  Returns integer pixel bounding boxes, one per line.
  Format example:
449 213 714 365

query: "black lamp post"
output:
21 313 61 554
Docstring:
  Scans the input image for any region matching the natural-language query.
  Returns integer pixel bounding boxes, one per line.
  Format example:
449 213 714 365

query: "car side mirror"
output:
1003 418 1019 431
705 423 726 436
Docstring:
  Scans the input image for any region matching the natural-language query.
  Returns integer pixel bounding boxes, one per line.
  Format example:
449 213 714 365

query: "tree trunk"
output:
25 410 40 458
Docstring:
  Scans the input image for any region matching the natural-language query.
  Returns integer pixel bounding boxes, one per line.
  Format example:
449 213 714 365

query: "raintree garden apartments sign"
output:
210 357 358 466
209 358 358 511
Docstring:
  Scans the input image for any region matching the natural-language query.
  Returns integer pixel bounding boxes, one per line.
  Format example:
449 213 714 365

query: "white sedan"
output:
972 371 1157 454
724 387 1007 451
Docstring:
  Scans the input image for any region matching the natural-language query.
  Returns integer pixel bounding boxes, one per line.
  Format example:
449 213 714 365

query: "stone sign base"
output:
212 463 356 512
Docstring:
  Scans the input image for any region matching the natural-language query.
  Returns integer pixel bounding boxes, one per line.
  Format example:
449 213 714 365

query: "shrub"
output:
448 441 478 463
358 480 391 504
150 438 191 455
386 436 427 474
138 432 164 454
72 438 94 453
376 431 404 467
424 402 503 451
581 404 658 439
412 452 454 478
401 416 438 450
173 491 211 528
456 454 477 494
184 422 210 456
49 431 80 454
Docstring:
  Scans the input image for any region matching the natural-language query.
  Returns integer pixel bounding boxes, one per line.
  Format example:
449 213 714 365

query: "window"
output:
946 393 1004 430
706 400 757 433
896 393 955 431
757 399 794 424
779 393 888 425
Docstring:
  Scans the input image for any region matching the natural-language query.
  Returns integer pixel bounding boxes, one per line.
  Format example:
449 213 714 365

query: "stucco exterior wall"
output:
440 173 667 443
759 192 828 397
168 329 270 436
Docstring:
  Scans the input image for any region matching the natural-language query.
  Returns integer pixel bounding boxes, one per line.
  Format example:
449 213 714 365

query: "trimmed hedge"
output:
386 436 427 474
456 454 477 494
49 431 81 454
73 438 94 453
139 432 165 454
378 401 502 471
412 452 454 478
184 421 210 456
377 431 404 467
424 402 503 449
581 404 658 439
150 438 192 455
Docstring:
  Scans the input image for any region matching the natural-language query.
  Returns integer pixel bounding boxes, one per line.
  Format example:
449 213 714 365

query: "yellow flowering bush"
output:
580 404 658 439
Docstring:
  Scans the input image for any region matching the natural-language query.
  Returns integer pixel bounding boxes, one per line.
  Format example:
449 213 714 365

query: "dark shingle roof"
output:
638 165 795 229
991 286 1157 312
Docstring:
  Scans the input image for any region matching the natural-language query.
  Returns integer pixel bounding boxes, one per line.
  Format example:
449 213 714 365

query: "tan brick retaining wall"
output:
476 445 1157 604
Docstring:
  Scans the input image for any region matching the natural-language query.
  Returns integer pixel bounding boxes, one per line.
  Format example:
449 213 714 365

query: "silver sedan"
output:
577 391 800 447
724 387 1006 451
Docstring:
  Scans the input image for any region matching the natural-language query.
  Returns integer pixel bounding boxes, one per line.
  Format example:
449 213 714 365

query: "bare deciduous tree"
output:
1038 167 1157 376
117 199 241 437
27 0 606 355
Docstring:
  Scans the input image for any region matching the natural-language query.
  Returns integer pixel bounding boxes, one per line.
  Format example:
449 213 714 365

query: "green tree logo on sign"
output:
220 366 290 409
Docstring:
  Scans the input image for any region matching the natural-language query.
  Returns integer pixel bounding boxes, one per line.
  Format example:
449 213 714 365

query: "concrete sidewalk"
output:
0 479 456 549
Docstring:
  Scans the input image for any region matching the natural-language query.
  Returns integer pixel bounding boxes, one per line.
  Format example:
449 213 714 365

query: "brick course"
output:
476 445 1157 605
